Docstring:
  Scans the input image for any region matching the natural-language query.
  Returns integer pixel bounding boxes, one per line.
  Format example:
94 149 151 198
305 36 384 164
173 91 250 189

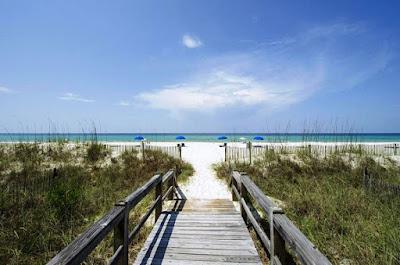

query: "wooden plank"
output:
136 258 261 265
134 199 262 265
151 226 247 232
139 246 258 256
136 252 261 264
141 240 257 250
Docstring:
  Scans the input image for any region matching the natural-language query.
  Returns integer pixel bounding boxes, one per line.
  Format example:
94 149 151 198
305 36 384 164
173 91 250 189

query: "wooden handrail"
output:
231 171 331 265
47 169 177 265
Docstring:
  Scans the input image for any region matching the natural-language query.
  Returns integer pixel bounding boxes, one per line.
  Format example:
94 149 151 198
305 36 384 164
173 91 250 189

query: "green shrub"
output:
47 166 87 224
215 151 400 265
0 142 193 265
85 142 109 164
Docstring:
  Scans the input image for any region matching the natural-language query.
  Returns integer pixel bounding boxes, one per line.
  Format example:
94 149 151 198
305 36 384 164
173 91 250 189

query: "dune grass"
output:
0 141 193 265
214 149 400 265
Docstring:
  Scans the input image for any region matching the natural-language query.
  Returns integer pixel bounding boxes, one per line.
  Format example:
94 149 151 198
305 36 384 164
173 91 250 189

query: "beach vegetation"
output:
214 148 400 265
0 141 193 265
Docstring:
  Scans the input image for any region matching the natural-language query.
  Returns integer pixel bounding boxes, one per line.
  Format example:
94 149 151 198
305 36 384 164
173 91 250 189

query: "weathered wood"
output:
240 198 282 265
240 175 250 225
231 172 239 202
134 199 262 265
162 170 174 184
129 195 162 243
47 169 178 265
124 174 162 210
113 202 129 265
177 143 182 160
47 206 124 265
167 170 175 200
232 171 331 265
155 177 163 222
108 245 123 265
136 252 261 264
163 185 174 201
273 225 294 265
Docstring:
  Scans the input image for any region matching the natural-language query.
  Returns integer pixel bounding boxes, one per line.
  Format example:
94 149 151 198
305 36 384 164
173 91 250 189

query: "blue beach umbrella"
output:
176 135 186 140
217 135 228 140
134 135 144 141
253 136 264 141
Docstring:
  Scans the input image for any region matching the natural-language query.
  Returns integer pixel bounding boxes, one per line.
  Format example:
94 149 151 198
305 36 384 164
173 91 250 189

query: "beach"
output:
150 142 232 199
103 141 400 199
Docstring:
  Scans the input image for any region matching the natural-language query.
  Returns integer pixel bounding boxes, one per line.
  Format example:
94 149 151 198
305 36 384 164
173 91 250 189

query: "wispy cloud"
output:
182 34 203 48
138 22 393 115
118 100 131 106
137 70 320 113
0 86 13 93
59 93 94 103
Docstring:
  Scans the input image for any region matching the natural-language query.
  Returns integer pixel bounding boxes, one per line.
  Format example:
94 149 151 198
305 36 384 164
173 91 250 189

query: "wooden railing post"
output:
239 172 249 225
177 143 182 161
141 141 145 160
248 142 252 165
231 172 238 202
155 175 163 222
273 227 295 265
168 170 175 200
224 143 227 162
114 201 129 265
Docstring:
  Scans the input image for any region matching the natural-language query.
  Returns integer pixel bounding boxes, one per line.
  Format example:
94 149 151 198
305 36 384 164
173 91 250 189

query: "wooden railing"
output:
47 169 177 265
231 171 331 265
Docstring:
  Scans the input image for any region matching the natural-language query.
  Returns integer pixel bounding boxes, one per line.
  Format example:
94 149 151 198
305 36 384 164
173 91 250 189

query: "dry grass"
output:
214 149 400 265
0 141 193 265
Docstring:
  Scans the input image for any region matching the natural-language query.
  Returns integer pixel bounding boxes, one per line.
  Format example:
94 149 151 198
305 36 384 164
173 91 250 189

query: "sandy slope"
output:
179 142 231 199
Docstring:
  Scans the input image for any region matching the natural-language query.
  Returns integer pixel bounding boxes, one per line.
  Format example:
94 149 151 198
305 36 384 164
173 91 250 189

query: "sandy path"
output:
179 142 231 199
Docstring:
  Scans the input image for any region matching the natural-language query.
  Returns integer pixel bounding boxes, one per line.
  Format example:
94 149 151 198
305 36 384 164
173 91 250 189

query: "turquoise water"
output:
0 133 400 142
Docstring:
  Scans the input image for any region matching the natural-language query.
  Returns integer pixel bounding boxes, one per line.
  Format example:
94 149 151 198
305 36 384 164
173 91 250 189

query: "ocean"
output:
1 133 400 143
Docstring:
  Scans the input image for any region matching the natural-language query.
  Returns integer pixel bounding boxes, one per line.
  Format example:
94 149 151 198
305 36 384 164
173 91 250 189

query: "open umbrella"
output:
217 135 227 140
253 136 264 141
175 135 186 140
134 135 144 141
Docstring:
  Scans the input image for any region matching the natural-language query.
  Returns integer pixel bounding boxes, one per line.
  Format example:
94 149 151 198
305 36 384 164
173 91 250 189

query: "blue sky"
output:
1 0 399 133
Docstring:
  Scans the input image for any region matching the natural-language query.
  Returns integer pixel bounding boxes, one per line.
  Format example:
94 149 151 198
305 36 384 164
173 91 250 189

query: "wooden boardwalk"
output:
47 170 330 265
134 199 262 265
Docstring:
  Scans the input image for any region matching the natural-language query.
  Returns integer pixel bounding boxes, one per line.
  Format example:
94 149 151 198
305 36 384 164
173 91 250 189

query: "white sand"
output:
149 142 231 199
179 142 231 199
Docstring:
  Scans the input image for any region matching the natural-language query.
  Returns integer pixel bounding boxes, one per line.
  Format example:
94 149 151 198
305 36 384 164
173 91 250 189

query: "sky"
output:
0 0 400 133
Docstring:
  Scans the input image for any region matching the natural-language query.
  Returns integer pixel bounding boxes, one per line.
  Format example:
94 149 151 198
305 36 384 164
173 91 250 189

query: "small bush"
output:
47 166 87 224
85 142 109 164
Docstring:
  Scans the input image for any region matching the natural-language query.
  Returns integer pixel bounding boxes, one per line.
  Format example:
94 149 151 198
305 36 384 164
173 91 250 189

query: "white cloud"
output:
137 65 324 113
118 100 131 106
182 34 203 48
0 86 13 93
137 22 392 115
59 93 94 103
